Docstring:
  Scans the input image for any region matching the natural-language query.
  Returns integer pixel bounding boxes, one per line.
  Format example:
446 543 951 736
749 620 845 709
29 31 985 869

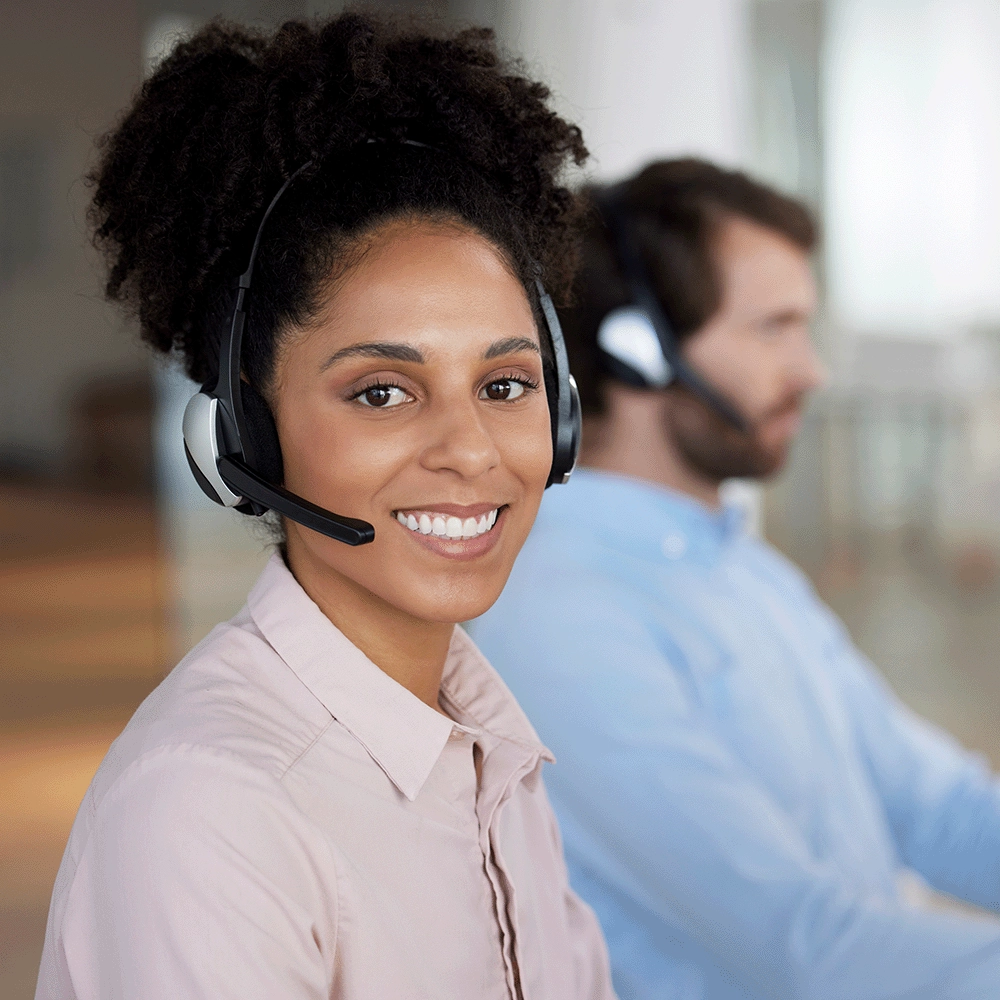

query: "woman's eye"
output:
481 379 526 402
355 385 409 408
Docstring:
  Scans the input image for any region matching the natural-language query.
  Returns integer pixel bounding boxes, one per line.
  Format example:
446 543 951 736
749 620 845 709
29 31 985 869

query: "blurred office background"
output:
5 0 1000 993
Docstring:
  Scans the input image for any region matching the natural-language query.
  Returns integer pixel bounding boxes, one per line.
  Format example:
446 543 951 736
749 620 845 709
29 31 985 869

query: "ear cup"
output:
181 391 244 507
536 279 582 488
596 306 672 388
544 366 582 487
240 382 284 484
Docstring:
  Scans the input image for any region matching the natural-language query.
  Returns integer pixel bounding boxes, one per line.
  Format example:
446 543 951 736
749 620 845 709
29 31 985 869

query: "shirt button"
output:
662 533 687 559
448 728 466 742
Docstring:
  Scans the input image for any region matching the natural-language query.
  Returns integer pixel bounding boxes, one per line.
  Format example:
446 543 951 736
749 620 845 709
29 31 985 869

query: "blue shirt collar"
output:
535 468 746 566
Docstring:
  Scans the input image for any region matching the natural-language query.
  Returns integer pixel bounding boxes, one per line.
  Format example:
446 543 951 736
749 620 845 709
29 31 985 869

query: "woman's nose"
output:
419 400 502 479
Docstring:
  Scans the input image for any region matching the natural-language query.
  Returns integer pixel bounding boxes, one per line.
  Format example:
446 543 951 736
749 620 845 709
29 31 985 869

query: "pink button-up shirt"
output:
36 554 614 1000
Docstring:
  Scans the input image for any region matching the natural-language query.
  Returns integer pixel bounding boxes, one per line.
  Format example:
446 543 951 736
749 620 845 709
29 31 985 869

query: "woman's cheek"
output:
331 421 404 497
281 407 394 514
505 404 554 494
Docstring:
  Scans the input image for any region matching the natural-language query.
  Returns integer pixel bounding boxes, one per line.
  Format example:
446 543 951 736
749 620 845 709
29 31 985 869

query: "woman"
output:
35 14 613 1000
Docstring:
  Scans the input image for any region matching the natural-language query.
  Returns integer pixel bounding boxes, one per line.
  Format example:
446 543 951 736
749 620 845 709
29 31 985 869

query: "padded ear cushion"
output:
240 382 284 485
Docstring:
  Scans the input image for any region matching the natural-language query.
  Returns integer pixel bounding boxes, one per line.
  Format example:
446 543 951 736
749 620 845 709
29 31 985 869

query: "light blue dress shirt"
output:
471 469 1000 999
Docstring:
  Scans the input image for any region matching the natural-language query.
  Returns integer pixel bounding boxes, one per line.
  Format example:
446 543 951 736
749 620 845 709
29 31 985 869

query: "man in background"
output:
472 159 1000 998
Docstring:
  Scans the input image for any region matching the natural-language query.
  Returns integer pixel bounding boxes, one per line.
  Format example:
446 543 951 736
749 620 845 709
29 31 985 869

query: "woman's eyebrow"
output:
483 337 540 360
320 342 424 371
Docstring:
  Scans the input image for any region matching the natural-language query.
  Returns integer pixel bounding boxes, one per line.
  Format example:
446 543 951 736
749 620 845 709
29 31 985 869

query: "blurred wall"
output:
0 1 146 477
825 0 1000 338
811 0 1000 559
500 0 752 180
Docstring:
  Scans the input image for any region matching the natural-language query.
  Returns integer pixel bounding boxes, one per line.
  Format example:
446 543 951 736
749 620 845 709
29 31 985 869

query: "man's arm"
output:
475 564 1000 1000
822 610 1000 912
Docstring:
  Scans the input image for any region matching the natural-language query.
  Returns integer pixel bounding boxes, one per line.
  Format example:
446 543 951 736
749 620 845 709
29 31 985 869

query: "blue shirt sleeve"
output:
820 608 1000 912
476 560 1000 1000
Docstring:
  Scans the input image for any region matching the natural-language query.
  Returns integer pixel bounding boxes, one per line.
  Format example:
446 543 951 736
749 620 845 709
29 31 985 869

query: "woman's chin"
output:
404 591 504 627
374 572 508 627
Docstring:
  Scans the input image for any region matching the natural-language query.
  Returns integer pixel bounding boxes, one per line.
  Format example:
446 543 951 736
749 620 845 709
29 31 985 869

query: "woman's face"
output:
271 219 552 624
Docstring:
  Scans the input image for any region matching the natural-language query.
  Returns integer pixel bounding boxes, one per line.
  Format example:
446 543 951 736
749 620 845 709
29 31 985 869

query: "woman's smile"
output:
392 502 508 560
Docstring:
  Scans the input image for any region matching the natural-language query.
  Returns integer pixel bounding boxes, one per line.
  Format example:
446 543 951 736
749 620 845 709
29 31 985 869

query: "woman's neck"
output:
283 535 454 714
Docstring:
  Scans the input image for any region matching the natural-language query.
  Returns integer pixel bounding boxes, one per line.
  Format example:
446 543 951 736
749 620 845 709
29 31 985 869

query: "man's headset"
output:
182 160 582 546
593 186 746 431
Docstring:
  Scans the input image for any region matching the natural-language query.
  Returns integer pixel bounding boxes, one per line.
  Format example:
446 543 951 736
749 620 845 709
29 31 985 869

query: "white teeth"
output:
397 508 501 539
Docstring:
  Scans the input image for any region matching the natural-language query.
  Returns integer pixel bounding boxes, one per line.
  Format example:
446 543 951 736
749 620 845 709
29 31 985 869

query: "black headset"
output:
594 186 746 431
182 161 581 546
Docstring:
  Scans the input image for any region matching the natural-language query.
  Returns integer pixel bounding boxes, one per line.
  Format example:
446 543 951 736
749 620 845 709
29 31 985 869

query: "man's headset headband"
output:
182 155 581 546
594 187 746 431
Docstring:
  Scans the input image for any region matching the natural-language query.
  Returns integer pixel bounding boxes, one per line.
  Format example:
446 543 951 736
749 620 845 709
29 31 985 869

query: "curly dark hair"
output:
560 158 817 416
89 12 588 393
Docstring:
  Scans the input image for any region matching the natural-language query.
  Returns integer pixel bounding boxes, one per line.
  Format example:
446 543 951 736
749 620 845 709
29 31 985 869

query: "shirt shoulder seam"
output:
94 741 288 814
278 716 337 780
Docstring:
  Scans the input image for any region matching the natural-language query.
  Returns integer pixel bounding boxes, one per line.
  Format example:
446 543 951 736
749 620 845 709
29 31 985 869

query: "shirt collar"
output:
534 468 746 566
247 554 549 801
440 625 553 763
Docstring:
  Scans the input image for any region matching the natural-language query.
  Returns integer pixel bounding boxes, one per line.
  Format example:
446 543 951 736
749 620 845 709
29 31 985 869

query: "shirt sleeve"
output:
821 608 1000 912
43 745 338 1000
475 564 1000 1000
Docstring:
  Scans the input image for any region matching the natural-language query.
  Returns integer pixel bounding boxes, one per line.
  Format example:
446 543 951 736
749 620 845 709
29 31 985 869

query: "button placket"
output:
477 756 518 997
480 748 540 1000
473 739 537 1000
481 841 520 999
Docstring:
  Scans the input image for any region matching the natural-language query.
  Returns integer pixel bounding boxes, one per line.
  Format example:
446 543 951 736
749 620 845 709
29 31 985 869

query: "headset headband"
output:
208 159 376 545
215 162 313 460
595 187 747 431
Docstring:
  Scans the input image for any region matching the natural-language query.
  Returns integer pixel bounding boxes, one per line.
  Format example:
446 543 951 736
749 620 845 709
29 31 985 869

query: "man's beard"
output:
666 386 804 482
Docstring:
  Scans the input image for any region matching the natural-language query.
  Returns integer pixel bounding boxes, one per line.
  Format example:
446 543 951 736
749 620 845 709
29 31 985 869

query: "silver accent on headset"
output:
182 392 244 507
597 306 673 388
556 375 581 485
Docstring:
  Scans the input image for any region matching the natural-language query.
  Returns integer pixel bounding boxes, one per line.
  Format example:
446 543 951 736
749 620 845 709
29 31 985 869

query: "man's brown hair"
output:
560 158 817 415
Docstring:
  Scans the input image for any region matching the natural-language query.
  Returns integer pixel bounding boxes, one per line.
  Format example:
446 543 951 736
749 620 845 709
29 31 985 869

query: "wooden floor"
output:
0 483 170 999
